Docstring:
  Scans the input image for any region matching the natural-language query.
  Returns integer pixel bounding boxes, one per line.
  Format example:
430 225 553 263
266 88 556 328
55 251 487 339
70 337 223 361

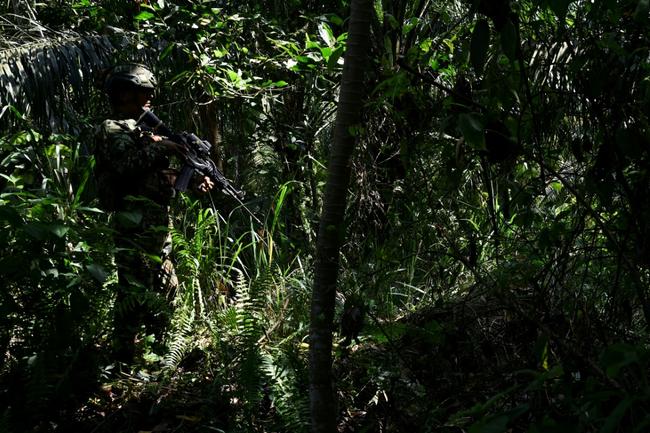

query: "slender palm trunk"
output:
309 1 372 432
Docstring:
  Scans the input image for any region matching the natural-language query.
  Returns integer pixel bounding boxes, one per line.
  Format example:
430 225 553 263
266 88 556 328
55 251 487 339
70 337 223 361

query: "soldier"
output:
95 63 213 361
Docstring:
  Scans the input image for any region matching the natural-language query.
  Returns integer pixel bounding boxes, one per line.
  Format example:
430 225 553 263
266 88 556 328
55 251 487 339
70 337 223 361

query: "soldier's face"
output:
117 88 155 117
136 89 155 110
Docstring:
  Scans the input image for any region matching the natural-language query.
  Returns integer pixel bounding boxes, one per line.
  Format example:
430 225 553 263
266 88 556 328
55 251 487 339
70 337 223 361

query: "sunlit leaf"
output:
134 11 155 20
318 22 336 47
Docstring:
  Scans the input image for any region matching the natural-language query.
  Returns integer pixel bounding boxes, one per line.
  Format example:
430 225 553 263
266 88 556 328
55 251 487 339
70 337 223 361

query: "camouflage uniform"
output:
95 115 178 360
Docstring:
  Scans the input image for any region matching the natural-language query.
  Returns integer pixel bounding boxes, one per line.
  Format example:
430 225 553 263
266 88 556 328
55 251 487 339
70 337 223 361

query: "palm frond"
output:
0 14 118 132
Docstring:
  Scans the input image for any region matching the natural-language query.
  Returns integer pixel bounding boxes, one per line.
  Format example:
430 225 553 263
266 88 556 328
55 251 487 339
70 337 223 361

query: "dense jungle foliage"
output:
2 0 650 432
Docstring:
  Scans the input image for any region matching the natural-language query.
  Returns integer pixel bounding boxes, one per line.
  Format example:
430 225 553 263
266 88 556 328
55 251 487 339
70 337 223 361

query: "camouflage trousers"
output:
111 202 178 361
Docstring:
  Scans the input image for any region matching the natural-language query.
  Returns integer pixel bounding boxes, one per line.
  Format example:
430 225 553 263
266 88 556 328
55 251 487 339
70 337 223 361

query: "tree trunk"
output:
309 1 372 433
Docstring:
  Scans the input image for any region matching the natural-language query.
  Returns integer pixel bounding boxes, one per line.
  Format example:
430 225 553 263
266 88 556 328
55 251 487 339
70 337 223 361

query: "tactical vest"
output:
94 118 174 211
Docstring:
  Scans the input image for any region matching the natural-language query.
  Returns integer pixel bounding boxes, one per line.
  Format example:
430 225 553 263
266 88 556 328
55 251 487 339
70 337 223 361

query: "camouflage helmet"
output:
104 63 157 93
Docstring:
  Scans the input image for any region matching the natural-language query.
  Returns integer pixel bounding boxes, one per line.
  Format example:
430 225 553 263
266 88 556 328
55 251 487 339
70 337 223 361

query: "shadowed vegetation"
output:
2 1 650 432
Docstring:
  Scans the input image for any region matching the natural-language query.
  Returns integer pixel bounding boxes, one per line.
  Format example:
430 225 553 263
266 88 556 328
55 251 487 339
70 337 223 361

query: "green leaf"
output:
0 105 11 120
546 0 572 21
160 42 175 60
600 343 640 378
226 69 239 82
633 419 650 433
634 0 650 23
0 294 19 316
600 398 635 433
367 322 408 342
134 11 155 20
48 224 69 238
403 17 420 35
77 206 104 213
470 19 490 74
372 71 409 98
70 288 90 316
469 405 528 433
0 205 22 226
534 335 550 369
616 126 644 159
459 113 485 150
320 46 332 60
500 18 517 60
116 210 142 227
327 45 345 69
530 417 582 433
385 14 399 30
86 264 109 283
145 253 163 264
328 14 343 26
550 181 562 192
469 415 509 433
318 22 335 47
523 365 564 391
374 0 383 24
23 222 68 239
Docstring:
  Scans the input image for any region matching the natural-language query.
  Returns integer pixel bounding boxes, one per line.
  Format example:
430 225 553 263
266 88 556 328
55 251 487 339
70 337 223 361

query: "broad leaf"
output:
116 210 143 227
600 398 635 433
86 264 109 283
470 19 490 74
318 22 336 47
134 11 155 20
547 0 572 21
469 415 509 433
459 113 486 150
500 18 517 60
635 0 650 23
48 224 69 238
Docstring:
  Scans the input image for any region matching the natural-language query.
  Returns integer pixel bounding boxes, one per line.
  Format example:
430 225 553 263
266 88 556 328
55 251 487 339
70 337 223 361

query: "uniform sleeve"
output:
97 119 167 177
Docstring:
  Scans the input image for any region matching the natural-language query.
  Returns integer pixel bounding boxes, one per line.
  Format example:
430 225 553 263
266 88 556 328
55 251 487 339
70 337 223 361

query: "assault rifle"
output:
136 108 243 197
136 108 261 223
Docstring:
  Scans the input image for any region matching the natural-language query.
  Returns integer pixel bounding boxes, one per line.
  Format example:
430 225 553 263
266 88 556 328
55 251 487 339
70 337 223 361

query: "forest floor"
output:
61 298 535 433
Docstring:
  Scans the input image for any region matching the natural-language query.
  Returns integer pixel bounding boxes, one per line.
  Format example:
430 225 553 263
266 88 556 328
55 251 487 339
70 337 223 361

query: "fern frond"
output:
164 281 196 368
260 347 310 433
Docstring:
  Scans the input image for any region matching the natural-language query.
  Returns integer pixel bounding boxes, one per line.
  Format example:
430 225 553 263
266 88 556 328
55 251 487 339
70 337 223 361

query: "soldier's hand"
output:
198 176 214 193
145 134 184 155
159 138 188 156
